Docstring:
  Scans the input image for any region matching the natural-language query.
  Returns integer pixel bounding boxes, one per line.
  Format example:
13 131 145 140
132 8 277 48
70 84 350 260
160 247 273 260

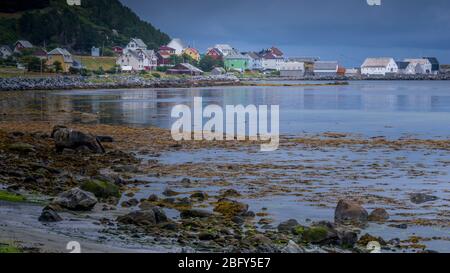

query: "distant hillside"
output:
0 0 170 51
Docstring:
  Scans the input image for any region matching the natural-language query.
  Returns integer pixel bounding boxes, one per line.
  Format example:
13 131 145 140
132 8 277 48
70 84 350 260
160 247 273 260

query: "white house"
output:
243 52 263 71
279 61 305 77
314 61 339 76
116 49 157 71
213 44 235 57
14 40 33 53
124 38 147 53
167 38 187 55
361 58 398 75
0 45 12 59
404 58 432 74
260 52 284 71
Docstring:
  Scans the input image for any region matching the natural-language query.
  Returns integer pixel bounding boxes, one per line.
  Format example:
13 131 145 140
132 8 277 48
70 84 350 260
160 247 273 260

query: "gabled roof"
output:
314 61 338 70
159 45 175 51
362 57 394 68
15 40 33 48
130 38 147 48
48 48 72 63
174 63 203 73
423 57 440 71
396 61 410 70
206 47 223 56
270 47 283 57
224 51 248 60
261 52 283 60
244 52 261 60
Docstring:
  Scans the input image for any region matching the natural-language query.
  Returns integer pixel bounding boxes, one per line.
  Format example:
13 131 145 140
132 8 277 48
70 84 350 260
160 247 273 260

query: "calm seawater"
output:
3 80 449 139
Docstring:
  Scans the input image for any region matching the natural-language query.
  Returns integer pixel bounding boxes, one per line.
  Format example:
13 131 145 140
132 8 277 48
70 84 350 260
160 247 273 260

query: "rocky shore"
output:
0 75 241 91
1 122 446 253
1 73 450 92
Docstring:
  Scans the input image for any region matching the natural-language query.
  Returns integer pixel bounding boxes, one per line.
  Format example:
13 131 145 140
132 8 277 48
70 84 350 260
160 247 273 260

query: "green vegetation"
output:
0 0 170 51
81 179 120 199
74 56 116 71
0 190 26 202
0 243 22 254
199 56 224 72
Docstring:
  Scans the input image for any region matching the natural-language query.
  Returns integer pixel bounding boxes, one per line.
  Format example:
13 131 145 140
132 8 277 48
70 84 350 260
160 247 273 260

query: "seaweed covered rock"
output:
80 179 120 199
213 198 248 217
117 207 168 226
51 125 105 154
53 188 98 211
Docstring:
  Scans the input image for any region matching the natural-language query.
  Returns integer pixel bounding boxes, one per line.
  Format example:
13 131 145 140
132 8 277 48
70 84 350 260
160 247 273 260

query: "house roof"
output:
423 57 440 71
32 48 47 57
362 58 394 68
261 52 283 60
184 48 199 55
214 44 233 51
159 45 175 51
270 47 283 57
224 51 248 60
314 61 338 70
244 52 261 60
404 58 431 65
173 63 203 73
15 40 33 48
48 48 72 63
207 48 223 56
396 61 410 70
289 57 320 62
131 38 147 48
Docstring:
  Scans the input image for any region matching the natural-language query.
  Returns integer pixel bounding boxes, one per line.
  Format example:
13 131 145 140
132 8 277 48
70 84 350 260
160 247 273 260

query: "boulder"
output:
281 240 305 253
302 225 339 244
190 191 208 201
121 198 139 208
368 208 390 222
213 198 248 217
80 179 120 199
53 188 98 211
180 209 213 219
51 125 105 154
338 230 358 247
117 207 168 226
334 200 368 226
38 209 63 222
410 193 438 204
277 219 300 234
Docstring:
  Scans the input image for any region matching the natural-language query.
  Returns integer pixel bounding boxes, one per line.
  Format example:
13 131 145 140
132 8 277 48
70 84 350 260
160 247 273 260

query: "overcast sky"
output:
120 0 450 67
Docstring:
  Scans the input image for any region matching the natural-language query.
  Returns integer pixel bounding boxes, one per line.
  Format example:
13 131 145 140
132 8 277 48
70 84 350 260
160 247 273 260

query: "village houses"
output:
0 45 13 59
47 48 73 72
183 47 201 62
404 58 432 74
361 57 398 76
314 61 339 76
117 38 157 71
224 51 250 72
243 52 263 71
14 40 33 53
279 61 305 77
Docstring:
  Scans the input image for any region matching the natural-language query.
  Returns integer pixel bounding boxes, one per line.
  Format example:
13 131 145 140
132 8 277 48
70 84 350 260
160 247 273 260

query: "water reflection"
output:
1 81 450 138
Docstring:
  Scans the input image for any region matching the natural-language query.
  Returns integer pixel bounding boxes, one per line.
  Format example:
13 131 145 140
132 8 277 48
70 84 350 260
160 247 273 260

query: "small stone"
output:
180 209 213 219
121 198 139 208
198 232 216 241
190 191 208 200
163 188 180 197
38 209 63 222
368 208 390 222
281 240 305 253
410 193 438 204
53 188 98 211
277 219 300 233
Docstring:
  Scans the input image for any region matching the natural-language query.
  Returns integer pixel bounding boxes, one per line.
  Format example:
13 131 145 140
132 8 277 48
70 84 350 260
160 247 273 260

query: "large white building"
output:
279 61 305 77
124 38 147 54
243 52 263 70
117 49 157 71
361 57 398 75
213 44 235 57
404 58 432 74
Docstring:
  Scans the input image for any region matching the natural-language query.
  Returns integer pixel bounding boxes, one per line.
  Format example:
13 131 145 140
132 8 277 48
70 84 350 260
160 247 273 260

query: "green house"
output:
224 52 249 72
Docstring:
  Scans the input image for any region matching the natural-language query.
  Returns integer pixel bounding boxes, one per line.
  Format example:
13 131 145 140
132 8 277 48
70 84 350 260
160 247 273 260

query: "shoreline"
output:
0 121 448 253
1 73 450 91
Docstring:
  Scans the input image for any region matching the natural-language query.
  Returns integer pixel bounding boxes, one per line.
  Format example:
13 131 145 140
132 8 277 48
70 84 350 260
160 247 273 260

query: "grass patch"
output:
74 56 116 71
0 190 26 202
0 243 22 253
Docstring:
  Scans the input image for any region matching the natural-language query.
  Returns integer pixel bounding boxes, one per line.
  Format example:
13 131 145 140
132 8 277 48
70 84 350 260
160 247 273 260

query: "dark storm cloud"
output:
119 0 450 66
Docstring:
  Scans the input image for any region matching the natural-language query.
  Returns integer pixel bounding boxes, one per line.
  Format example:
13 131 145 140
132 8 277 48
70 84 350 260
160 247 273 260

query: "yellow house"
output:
182 47 200 62
47 48 73 72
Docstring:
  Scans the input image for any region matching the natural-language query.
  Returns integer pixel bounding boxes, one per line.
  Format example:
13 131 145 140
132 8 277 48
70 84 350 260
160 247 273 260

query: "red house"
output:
112 46 123 55
206 48 223 61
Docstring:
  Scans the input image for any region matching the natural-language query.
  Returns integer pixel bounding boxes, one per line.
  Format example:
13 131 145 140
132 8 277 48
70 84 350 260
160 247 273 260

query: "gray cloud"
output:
120 0 450 66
